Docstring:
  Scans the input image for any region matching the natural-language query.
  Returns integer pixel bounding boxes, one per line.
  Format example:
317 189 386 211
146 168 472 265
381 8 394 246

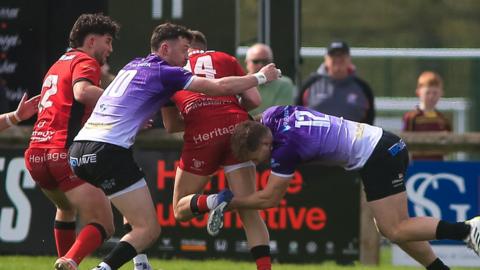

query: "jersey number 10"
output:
104 70 137 97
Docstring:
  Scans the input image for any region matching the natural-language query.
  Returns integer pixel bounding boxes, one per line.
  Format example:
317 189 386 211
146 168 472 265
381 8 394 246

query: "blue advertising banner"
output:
393 161 480 266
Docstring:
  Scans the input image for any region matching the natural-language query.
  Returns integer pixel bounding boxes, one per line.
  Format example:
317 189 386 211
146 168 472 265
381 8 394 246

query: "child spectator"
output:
402 71 451 160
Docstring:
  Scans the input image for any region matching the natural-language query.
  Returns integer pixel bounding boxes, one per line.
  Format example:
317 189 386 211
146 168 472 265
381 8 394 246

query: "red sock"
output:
54 221 76 257
64 223 106 264
256 256 271 270
196 195 209 213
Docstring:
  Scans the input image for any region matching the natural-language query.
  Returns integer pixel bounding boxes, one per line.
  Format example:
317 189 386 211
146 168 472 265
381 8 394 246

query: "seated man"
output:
209 105 480 270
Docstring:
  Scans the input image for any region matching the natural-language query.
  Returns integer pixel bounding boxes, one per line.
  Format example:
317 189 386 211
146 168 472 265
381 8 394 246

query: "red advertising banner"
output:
0 147 360 264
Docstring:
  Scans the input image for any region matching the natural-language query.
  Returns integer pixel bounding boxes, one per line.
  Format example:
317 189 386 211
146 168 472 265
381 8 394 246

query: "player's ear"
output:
84 34 96 49
159 41 169 56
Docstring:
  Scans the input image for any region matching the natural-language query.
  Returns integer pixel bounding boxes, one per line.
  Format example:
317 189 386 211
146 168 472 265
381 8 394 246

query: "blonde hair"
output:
231 121 270 161
417 71 443 89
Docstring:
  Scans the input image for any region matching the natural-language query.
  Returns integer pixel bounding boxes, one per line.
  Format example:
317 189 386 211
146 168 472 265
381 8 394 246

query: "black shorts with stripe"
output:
359 130 409 202
69 141 145 196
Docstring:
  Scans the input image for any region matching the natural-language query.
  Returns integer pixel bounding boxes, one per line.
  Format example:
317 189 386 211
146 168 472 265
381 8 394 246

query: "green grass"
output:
0 248 475 270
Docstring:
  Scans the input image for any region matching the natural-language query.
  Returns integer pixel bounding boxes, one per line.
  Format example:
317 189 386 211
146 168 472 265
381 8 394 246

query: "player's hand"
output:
141 118 154 130
259 63 282 83
15 93 40 121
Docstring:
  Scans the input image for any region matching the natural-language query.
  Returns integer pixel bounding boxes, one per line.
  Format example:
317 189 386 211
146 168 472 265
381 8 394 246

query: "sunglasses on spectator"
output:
249 59 270 65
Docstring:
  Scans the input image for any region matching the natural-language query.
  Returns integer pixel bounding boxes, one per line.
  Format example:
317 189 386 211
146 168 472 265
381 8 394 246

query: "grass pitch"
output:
0 248 475 270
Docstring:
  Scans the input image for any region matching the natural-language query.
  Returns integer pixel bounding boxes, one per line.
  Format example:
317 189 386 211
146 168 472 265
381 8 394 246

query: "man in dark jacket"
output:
296 41 375 124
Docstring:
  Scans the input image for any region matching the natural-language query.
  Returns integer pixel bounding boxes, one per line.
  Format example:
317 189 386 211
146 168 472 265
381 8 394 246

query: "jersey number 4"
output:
192 55 217 79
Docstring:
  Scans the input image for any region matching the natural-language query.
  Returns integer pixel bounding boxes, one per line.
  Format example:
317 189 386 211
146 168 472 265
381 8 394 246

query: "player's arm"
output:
186 63 280 96
229 174 291 209
161 106 185 133
238 86 262 111
0 93 40 131
73 81 103 107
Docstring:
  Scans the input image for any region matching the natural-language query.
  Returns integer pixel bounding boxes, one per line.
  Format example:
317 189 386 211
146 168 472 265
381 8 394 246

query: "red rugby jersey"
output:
29 49 101 148
170 50 247 119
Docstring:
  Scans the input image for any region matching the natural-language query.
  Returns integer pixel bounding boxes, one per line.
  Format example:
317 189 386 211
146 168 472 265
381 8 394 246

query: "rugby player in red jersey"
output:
23 14 120 270
161 30 272 270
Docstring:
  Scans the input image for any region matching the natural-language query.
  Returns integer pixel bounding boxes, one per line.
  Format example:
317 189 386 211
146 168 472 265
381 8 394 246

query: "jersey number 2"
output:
39 75 58 113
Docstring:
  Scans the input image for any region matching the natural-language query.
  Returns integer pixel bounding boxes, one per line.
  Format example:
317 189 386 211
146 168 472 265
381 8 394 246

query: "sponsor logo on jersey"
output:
190 158 205 171
100 178 116 190
184 98 234 114
192 124 238 144
27 151 67 164
69 154 97 167
30 130 55 142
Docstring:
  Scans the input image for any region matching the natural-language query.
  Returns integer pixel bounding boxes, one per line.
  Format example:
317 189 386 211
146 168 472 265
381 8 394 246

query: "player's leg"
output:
368 192 440 267
124 218 153 270
24 148 77 258
225 162 271 270
369 191 476 267
58 182 114 268
69 142 160 270
361 131 471 269
41 188 77 256
173 143 233 222
172 167 211 221
47 148 115 269
96 180 160 270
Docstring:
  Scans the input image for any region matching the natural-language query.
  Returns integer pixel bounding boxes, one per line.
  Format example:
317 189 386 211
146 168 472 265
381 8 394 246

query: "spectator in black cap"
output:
296 41 375 124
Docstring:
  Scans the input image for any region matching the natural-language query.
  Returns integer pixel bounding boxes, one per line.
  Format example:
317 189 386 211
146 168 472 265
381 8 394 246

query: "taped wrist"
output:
254 72 267 85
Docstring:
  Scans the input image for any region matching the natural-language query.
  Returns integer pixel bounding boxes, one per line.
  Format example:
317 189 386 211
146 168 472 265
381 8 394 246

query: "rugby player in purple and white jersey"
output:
208 105 480 270
68 23 281 270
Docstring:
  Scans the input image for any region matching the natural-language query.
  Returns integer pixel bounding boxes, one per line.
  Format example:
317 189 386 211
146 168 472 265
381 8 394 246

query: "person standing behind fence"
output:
297 41 375 125
402 71 451 160
246 43 295 115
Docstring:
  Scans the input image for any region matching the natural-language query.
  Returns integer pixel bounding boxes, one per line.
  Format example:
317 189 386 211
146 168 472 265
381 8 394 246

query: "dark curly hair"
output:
150 23 192 52
231 120 271 162
69 13 120 48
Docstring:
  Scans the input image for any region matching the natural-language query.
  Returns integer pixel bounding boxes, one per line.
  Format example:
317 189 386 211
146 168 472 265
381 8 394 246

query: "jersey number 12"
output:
294 110 331 128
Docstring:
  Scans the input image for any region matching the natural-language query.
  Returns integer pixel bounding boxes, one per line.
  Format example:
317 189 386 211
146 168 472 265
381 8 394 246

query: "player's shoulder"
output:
66 50 100 71
203 50 236 61
261 106 285 123
67 49 94 62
